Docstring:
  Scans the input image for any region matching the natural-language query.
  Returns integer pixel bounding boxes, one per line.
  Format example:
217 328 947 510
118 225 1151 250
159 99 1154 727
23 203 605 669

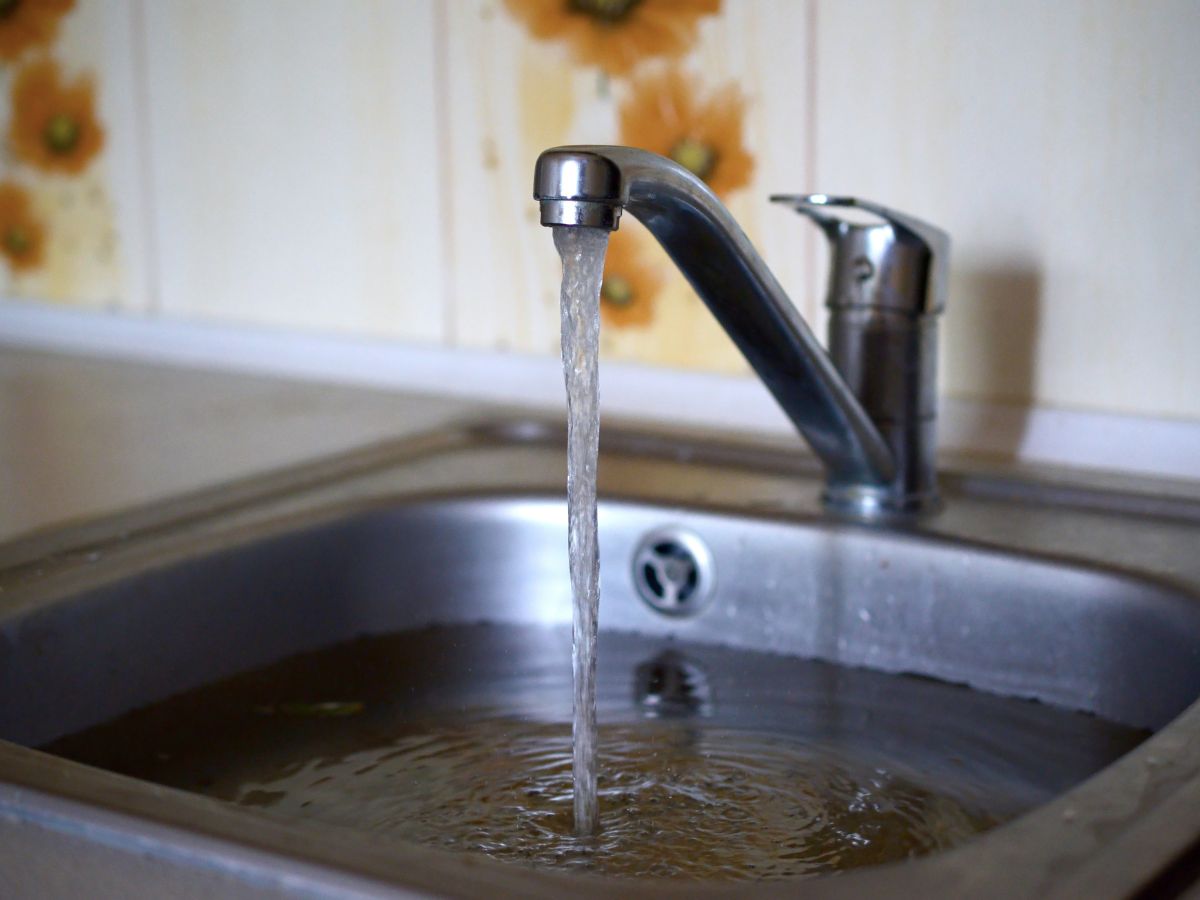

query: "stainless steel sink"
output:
4 416 1200 898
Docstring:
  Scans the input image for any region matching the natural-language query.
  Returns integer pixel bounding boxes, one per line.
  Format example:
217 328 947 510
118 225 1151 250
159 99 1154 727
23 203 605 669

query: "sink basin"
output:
4 416 1200 898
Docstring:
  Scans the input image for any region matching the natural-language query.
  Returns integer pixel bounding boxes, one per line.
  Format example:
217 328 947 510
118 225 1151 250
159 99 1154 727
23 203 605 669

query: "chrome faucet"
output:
533 146 949 517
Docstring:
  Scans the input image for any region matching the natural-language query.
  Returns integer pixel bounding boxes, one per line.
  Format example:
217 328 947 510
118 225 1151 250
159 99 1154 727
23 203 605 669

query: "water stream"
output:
553 225 610 835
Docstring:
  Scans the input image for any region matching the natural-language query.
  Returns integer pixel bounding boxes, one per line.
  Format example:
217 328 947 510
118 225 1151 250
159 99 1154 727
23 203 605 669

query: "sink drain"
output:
632 527 715 617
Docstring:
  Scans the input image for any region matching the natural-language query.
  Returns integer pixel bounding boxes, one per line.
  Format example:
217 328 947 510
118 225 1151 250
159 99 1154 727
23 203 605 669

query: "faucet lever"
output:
772 194 950 316
771 194 949 316
773 194 951 515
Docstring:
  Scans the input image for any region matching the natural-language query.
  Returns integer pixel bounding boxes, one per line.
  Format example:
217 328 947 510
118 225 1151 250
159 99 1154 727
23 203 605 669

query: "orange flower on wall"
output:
0 181 46 273
0 0 74 62
619 66 752 198
9 57 105 174
600 228 663 328
503 0 720 76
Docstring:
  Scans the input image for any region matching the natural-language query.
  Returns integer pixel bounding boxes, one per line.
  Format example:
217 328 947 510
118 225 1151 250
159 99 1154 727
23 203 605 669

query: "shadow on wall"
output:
943 265 1042 462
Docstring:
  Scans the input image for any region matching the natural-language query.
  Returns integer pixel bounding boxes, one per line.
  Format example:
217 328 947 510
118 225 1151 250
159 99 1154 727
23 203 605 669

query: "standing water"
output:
44 625 1149 880
553 225 610 835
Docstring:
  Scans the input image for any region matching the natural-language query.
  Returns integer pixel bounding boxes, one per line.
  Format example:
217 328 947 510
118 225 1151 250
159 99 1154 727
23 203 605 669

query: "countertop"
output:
6 343 1199 562
0 347 479 548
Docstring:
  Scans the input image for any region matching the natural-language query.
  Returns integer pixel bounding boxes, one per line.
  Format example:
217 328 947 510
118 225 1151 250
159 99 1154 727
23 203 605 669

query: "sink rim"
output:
4 414 1200 898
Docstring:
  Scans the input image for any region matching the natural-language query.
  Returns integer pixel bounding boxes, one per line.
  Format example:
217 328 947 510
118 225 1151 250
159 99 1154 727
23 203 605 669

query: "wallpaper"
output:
1 1 1198 422
0 0 121 305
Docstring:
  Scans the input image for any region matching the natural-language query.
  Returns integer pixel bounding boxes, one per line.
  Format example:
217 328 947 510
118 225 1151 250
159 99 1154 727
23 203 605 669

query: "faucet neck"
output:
534 147 948 519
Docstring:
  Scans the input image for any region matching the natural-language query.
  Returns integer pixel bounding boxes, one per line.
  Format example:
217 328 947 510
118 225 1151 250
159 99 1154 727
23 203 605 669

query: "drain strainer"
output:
632 526 715 617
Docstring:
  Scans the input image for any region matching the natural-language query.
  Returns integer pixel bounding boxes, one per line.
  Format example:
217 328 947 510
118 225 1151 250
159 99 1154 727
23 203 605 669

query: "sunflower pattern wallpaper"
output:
0 0 122 305
0 0 798 374
453 0 796 373
503 0 770 371
1 1 1195 419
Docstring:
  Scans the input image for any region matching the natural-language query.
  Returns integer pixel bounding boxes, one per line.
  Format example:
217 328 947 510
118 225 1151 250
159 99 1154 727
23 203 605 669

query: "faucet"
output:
533 146 949 518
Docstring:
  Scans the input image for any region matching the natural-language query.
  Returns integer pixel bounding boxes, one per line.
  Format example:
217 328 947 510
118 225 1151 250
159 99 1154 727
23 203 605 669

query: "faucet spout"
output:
534 146 944 516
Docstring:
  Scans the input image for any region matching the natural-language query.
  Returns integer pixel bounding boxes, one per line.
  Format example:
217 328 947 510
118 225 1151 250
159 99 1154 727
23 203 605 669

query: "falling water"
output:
553 225 609 836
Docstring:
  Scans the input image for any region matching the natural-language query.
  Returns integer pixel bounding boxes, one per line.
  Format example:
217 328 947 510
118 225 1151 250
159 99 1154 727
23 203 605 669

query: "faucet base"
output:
822 483 942 521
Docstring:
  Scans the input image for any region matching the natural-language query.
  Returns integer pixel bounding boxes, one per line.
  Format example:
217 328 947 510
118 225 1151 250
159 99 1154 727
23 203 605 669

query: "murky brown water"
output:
227 717 997 879
44 624 1147 881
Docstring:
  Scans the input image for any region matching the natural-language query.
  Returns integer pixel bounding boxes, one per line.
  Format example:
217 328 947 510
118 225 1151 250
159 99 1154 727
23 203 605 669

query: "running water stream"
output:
554 225 610 836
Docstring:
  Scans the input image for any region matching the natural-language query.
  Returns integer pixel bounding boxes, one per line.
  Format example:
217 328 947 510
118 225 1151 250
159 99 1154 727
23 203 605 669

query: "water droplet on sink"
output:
858 609 872 624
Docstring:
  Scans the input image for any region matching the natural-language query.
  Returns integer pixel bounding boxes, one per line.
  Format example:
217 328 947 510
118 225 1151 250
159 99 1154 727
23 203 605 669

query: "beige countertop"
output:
6 343 1199 565
0 346 480 548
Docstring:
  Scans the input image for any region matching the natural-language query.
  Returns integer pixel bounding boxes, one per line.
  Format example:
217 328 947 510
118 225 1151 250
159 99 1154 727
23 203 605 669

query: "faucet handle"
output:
771 194 950 316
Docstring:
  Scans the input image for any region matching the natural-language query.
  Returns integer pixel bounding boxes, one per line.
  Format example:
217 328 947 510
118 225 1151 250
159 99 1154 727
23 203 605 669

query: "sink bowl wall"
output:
3 496 1198 749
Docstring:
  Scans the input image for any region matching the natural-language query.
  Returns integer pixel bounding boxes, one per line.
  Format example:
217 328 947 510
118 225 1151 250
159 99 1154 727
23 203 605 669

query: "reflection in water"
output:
634 650 713 718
